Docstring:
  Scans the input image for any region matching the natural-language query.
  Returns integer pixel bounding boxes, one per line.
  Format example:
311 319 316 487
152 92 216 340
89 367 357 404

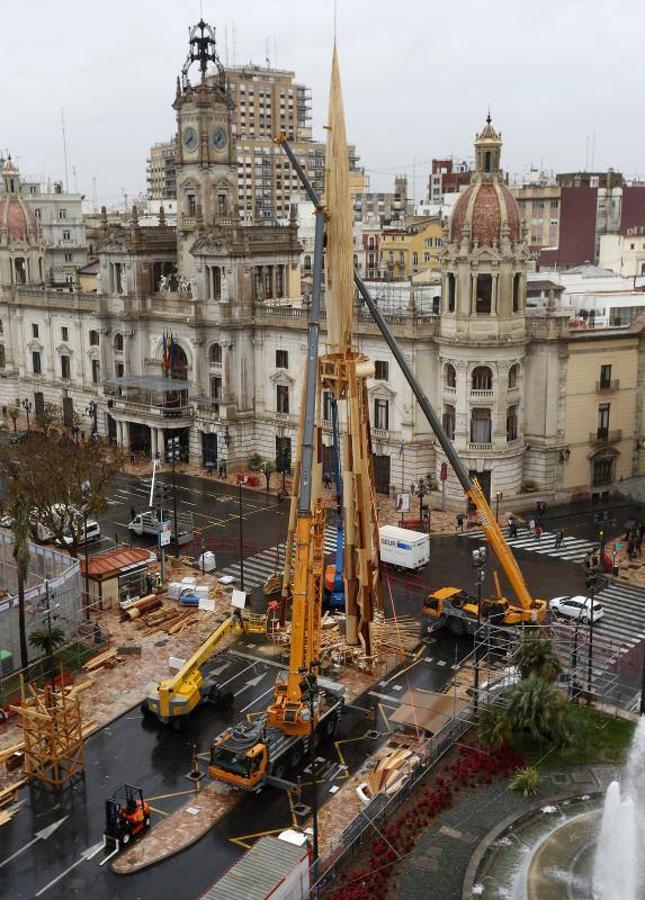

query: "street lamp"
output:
299 664 320 878
86 400 98 439
166 435 181 558
495 491 503 524
238 480 244 591
472 546 486 719
22 398 32 431
410 477 433 532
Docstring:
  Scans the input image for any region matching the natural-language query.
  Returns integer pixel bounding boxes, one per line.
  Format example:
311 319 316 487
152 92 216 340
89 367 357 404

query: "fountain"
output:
468 716 645 900
592 715 645 899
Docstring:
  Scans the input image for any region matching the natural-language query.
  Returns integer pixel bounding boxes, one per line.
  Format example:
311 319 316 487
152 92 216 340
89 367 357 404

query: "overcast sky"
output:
2 0 643 207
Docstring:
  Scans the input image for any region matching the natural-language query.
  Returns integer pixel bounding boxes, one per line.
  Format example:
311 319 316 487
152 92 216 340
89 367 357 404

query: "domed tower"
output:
0 157 45 288
437 117 529 503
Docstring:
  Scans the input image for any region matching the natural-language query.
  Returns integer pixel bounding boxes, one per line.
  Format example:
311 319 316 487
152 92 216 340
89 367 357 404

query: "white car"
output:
61 518 101 546
550 595 604 624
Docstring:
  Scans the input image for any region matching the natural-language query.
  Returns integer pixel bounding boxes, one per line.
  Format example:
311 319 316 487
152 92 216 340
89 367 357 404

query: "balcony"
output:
443 384 456 396
470 389 494 400
468 442 493 451
109 397 194 426
589 429 623 444
209 362 223 375
595 379 620 392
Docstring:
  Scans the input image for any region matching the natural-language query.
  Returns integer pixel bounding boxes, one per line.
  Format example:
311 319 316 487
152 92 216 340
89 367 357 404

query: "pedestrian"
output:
456 513 465 533
535 522 542 541
528 517 536 535
130 505 136 522
591 551 599 569
554 529 564 549
625 517 636 540
221 459 228 478
584 551 593 570
507 516 514 536
130 450 136 466
510 520 518 539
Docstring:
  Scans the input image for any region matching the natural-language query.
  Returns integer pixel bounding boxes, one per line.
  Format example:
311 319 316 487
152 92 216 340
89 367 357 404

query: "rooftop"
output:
80 547 153 579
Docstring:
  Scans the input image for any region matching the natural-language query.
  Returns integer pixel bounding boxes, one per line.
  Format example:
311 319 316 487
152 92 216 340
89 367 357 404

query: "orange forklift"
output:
104 784 151 851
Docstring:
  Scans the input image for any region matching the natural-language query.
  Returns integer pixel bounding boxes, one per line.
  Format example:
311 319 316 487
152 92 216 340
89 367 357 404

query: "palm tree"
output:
513 631 562 683
478 704 511 749
505 676 572 746
29 625 66 679
12 493 30 670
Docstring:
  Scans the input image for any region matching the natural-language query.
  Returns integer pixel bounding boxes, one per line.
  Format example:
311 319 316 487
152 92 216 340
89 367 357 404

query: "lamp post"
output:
22 398 32 431
410 477 432 532
86 400 98 439
472 546 486 719
238 481 244 591
166 435 181 558
495 491 503 524
299 665 320 879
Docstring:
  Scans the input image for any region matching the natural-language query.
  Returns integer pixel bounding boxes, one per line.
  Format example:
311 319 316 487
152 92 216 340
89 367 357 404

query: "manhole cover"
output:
293 802 311 817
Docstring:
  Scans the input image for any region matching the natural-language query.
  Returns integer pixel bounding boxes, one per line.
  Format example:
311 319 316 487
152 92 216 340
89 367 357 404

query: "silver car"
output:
549 594 604 624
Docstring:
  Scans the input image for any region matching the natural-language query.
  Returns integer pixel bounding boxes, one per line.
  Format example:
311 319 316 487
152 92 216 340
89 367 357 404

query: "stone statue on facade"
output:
189 275 199 301
178 275 190 296
95 269 102 295
159 274 169 294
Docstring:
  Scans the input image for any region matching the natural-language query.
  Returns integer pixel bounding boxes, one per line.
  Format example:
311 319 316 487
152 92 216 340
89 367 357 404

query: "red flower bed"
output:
328 742 524 900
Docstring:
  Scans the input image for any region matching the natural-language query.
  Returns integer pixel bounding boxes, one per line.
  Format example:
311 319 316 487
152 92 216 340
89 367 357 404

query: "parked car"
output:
549 595 604 624
0 514 14 529
61 518 101 546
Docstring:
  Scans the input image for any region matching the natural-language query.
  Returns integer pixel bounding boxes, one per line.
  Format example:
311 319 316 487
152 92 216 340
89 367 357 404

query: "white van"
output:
128 510 192 546
62 518 101 546
379 525 430 571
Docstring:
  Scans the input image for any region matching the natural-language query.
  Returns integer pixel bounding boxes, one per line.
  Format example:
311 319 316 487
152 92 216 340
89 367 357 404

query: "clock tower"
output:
173 20 237 278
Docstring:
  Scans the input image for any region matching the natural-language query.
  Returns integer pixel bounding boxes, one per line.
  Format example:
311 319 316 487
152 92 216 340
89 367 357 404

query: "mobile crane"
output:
145 609 267 725
208 198 344 791
271 138 546 636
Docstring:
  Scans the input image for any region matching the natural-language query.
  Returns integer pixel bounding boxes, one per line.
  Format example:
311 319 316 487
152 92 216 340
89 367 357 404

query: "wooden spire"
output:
324 44 354 355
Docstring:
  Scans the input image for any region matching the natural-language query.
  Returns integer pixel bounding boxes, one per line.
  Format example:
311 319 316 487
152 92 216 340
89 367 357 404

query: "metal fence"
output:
0 534 108 708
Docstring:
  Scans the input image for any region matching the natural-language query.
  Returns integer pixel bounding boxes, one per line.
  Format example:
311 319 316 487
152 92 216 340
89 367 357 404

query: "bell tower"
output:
173 20 237 278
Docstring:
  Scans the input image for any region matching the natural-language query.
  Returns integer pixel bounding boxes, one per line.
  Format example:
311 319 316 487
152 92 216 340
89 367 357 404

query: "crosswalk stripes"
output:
591 580 645 649
216 525 338 590
460 526 598 562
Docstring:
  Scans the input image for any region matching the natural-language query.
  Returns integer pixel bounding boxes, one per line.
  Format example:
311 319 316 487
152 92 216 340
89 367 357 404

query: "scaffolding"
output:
12 675 86 787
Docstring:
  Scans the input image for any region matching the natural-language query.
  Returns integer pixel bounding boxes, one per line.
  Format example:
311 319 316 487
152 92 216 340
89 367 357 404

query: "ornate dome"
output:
0 196 39 245
448 116 521 247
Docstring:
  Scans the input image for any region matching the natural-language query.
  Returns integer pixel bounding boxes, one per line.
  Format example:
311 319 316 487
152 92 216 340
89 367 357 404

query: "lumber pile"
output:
363 746 421 800
369 614 421 657
133 606 197 635
82 648 120 672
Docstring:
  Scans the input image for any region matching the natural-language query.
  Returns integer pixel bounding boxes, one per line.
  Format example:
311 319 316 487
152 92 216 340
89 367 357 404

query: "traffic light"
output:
585 573 598 592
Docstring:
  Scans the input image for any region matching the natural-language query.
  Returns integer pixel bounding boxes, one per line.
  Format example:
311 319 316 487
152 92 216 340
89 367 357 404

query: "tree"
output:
29 624 66 677
12 493 30 669
0 434 126 558
259 459 276 492
478 704 511 749
513 632 562 683
479 676 572 750
7 403 19 433
35 402 62 437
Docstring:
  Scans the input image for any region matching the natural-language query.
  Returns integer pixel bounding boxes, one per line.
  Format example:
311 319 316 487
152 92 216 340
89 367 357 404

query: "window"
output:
210 376 222 400
447 273 456 312
58 209 67 219
115 361 124 378
445 364 457 389
61 355 71 380
61 326 69 342
114 333 124 352
599 364 612 389
276 384 289 414
443 404 455 440
374 360 389 381
209 343 222 364
303 255 312 273
472 366 493 391
470 408 492 444
323 390 332 423
374 398 389 430
34 208 41 220
593 457 614 486
276 349 289 369
217 194 227 218
91 359 100 384
63 230 71 241
32 351 41 374
187 194 196 217
512 273 521 313
476 274 492 314
508 364 519 389
276 266 284 298
89 329 99 346
597 403 610 440
32 323 39 338
412 252 418 266
506 405 518 442
64 253 72 262
0 345 5 369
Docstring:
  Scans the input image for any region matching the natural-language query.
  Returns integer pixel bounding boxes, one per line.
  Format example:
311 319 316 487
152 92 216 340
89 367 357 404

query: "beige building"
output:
599 229 645 277
510 183 561 252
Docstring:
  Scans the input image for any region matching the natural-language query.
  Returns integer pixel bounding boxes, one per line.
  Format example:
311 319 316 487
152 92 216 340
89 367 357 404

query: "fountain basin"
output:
527 810 598 899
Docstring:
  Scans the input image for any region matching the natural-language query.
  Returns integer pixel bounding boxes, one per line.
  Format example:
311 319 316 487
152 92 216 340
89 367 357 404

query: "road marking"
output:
35 841 104 896
239 685 274 714
230 825 294 849
368 690 403 704
0 816 68 870
233 672 267 697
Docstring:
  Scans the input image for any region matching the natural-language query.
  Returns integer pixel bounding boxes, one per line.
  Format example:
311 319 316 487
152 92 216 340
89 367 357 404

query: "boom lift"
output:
145 610 266 724
208 199 344 791
273 140 546 634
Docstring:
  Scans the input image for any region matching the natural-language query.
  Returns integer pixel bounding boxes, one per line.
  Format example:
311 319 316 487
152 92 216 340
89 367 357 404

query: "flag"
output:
161 332 168 371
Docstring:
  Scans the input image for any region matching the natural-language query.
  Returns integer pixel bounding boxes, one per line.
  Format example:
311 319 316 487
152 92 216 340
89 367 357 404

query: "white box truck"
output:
379 525 429 571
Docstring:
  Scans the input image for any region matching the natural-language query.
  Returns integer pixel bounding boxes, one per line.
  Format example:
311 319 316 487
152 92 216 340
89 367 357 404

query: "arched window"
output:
447 273 456 312
472 366 493 391
0 346 5 369
0 320 4 335
89 329 99 346
303 255 312 272
508 364 519 389
445 363 457 389
209 343 222 365
470 408 491 444
513 273 521 313
114 333 124 352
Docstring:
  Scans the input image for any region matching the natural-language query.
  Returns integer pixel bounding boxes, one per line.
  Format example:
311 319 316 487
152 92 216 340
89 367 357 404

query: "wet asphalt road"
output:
0 473 610 899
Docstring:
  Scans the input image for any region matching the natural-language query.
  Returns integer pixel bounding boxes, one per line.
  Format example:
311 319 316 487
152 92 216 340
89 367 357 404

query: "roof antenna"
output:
486 107 492 126
333 0 338 41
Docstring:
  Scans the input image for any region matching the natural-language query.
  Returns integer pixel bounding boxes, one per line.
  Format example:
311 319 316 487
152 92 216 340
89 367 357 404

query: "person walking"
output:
555 529 564 549
456 513 465 533
510 519 518 539
535 522 543 542
507 516 514 537
528 517 536 536
130 505 136 522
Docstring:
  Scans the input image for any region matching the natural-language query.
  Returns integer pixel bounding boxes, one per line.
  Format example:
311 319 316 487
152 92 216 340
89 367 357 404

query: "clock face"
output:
211 127 228 151
183 127 198 151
